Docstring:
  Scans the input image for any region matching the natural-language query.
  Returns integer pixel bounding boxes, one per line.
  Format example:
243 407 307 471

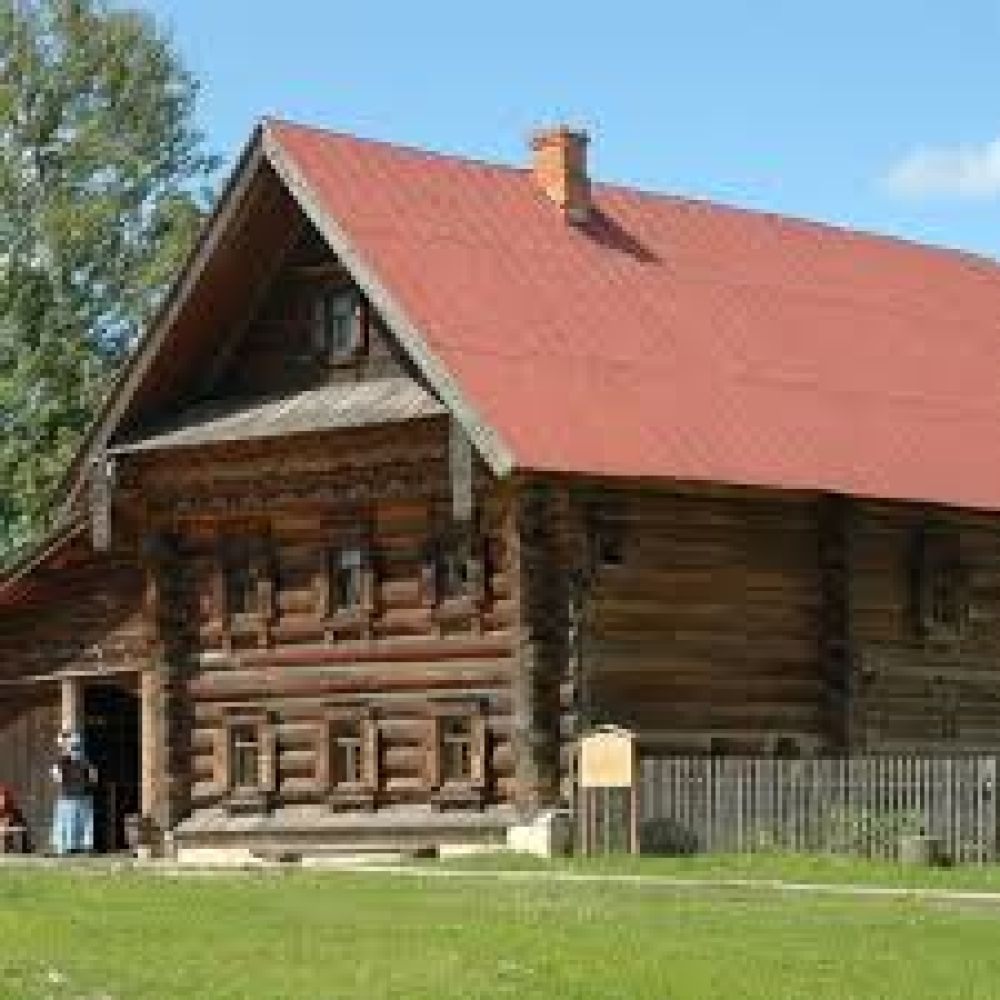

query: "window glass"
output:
331 545 363 610
441 716 474 783
230 725 260 789
436 533 469 600
314 289 361 359
334 721 363 785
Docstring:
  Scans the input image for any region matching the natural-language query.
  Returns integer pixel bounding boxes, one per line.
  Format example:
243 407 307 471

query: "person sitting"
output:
0 784 26 853
51 730 98 856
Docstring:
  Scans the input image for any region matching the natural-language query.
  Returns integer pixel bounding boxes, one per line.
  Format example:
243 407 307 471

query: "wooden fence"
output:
636 756 999 863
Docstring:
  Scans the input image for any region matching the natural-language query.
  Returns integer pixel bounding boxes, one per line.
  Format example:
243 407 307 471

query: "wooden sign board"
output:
579 726 636 788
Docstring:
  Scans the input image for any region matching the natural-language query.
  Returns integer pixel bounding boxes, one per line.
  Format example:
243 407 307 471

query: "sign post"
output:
578 725 638 855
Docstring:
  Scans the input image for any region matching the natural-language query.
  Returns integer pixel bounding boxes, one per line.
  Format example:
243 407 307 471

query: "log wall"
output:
849 502 1000 752
574 486 825 756
129 419 523 824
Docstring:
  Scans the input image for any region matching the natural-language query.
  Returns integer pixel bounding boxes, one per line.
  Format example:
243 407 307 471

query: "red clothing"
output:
0 784 22 825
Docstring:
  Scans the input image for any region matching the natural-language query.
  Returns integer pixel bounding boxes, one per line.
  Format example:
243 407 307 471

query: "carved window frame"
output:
422 517 486 621
320 516 375 637
274 541 323 620
217 530 272 646
214 706 277 815
315 705 380 811
311 286 368 364
423 700 488 809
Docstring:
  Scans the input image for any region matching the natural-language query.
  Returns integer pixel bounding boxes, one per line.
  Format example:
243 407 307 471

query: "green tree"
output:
0 0 216 563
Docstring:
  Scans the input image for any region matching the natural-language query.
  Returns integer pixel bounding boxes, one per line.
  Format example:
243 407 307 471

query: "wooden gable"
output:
111 207 432 453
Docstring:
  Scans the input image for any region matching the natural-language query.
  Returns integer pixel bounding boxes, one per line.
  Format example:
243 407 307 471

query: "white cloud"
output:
883 137 1000 199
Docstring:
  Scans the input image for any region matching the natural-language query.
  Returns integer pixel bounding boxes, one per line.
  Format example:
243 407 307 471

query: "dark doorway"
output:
83 685 140 854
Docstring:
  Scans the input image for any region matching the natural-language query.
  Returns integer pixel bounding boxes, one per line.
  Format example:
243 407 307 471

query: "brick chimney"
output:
530 126 591 224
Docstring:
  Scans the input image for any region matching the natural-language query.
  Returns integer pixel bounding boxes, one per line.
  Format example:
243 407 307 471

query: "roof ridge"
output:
266 116 1000 275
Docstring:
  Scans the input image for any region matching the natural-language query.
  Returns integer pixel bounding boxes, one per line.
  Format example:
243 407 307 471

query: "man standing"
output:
51 731 98 856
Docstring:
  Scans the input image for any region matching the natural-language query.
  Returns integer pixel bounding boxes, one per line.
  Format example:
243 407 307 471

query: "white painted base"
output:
506 810 573 858
437 841 507 860
173 846 265 866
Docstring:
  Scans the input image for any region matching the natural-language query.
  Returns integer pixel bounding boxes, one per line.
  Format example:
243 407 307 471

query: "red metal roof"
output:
269 120 1000 510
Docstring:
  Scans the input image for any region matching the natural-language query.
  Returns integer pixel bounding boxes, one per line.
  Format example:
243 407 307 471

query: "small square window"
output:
313 289 362 360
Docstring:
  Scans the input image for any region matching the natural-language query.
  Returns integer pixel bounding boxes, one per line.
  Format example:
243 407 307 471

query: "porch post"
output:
60 677 82 735
139 669 163 825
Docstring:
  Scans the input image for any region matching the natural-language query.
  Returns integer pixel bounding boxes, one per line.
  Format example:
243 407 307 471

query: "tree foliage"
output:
0 0 216 563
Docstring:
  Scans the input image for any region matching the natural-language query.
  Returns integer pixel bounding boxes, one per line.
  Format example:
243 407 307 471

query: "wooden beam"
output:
450 419 474 523
89 453 113 552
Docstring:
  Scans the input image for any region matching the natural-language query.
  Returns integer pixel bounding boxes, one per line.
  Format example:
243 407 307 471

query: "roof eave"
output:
56 123 270 513
0 519 87 606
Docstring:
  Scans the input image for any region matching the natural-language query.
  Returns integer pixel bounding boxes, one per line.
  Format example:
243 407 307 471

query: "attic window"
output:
313 288 364 360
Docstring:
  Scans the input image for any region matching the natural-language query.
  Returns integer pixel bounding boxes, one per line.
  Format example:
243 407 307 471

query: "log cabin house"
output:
4 120 1000 858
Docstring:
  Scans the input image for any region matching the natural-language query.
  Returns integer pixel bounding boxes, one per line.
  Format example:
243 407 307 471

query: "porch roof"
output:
110 377 446 455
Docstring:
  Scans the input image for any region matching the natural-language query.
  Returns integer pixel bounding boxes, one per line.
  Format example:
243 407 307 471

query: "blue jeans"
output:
51 795 94 855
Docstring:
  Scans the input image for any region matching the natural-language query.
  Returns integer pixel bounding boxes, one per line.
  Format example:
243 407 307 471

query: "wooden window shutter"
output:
361 715 380 791
470 711 488 789
424 716 442 791
259 719 278 794
212 726 230 796
314 721 331 794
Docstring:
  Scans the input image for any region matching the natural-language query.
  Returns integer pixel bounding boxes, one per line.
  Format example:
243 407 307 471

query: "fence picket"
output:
632 754 997 865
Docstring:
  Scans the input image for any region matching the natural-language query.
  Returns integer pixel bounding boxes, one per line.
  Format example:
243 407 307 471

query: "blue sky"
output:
138 0 1000 259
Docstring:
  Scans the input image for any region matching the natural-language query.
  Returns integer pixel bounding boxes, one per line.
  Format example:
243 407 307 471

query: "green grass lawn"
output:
3 864 1000 999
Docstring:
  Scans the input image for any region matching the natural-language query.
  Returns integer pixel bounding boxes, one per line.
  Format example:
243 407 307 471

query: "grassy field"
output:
3 863 1000 999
